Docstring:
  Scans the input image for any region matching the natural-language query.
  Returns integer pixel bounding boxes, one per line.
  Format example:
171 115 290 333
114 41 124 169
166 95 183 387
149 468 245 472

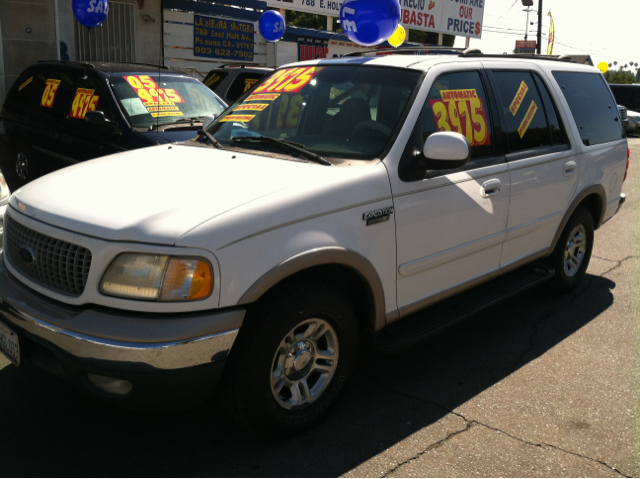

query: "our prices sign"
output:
394 0 487 38
429 89 490 146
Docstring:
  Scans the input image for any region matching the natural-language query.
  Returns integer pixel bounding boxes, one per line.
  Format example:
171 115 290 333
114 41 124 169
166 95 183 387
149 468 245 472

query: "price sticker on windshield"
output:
70 88 100 119
429 89 491 146
40 79 61 108
254 67 323 94
123 75 185 113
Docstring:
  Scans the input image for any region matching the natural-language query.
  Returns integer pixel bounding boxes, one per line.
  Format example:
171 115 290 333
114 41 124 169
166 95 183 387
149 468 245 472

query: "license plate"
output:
0 320 20 366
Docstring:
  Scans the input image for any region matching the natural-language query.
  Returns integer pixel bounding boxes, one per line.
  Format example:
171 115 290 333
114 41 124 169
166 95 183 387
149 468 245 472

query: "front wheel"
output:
220 281 359 439
549 205 594 292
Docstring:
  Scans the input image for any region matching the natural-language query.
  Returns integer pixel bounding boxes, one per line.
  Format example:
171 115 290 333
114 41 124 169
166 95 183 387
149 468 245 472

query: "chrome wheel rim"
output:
564 224 587 277
270 318 339 410
15 152 29 180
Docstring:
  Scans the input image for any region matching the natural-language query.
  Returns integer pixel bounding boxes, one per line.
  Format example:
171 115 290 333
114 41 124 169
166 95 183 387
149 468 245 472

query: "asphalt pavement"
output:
0 139 638 477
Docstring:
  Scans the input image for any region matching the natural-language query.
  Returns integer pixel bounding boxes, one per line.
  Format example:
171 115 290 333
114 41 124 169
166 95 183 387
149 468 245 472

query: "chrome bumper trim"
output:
2 302 239 370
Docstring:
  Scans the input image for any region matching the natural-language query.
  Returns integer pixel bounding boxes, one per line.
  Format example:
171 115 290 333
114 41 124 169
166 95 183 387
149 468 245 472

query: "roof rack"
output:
106 61 171 69
37 60 96 68
342 47 576 63
219 64 270 68
343 46 466 57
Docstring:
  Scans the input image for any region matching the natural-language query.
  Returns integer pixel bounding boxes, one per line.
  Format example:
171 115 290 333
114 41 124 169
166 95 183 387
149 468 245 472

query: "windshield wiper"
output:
200 130 223 149
231 136 331 166
148 117 206 131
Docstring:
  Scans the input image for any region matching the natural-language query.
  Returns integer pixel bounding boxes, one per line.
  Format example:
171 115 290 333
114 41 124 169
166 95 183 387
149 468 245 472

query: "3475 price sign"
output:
70 88 100 119
429 89 491 146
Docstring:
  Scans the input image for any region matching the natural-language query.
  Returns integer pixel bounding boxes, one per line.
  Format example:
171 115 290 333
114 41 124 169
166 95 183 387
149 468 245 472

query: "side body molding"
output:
238 247 387 332
548 184 606 254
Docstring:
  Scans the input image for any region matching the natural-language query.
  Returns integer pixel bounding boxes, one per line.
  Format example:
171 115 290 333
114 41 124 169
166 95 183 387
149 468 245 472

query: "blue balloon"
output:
259 10 286 43
72 0 109 29
340 0 400 47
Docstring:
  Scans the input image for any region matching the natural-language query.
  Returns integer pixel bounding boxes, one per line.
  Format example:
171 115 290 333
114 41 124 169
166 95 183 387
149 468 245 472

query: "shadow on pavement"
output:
0 274 616 476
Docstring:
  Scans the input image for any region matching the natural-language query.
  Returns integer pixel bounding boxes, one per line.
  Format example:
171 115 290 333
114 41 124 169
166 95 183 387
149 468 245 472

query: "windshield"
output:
207 65 421 160
110 74 227 128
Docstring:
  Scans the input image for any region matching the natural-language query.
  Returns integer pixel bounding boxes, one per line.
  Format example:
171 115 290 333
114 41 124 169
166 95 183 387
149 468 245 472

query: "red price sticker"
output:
254 67 323 94
70 88 100 119
40 79 61 108
429 89 491 146
123 75 185 108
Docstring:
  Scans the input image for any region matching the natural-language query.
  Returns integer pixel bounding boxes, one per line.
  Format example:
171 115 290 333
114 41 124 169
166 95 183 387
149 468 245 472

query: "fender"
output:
238 247 387 332
548 184 606 254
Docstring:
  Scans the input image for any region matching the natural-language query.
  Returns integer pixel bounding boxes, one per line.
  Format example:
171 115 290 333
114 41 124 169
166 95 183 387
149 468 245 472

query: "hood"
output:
10 145 388 246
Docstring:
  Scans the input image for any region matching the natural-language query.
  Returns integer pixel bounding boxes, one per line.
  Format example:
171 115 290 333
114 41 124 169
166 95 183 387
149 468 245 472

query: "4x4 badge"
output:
363 206 394 226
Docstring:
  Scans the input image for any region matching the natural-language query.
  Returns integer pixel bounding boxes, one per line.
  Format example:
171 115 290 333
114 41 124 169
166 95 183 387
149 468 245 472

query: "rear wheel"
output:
549 205 594 292
220 281 359 439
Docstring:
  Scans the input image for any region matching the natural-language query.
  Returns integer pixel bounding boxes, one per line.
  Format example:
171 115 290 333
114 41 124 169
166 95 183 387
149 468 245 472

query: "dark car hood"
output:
137 129 200 144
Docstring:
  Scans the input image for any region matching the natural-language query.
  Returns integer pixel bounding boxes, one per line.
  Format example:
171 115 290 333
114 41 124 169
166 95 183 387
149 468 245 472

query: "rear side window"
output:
203 71 228 91
226 72 268 102
552 71 624 146
47 70 78 119
491 70 550 153
532 72 568 147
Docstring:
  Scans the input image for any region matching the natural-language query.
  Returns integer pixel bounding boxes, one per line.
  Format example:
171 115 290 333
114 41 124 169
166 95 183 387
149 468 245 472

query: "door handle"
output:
49 131 59 140
480 179 502 198
563 161 577 177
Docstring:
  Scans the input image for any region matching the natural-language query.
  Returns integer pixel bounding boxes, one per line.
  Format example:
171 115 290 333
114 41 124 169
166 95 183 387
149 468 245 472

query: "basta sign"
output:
400 0 485 38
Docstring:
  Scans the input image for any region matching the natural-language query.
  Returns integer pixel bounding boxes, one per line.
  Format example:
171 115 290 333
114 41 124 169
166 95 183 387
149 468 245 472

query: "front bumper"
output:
0 257 245 407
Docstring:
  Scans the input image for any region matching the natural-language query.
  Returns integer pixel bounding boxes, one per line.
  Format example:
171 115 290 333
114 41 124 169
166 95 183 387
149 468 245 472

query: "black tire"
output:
11 138 35 188
220 280 359 439
548 205 594 292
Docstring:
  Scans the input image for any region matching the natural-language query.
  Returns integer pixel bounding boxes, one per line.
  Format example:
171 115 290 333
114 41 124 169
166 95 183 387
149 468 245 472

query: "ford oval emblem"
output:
19 246 35 264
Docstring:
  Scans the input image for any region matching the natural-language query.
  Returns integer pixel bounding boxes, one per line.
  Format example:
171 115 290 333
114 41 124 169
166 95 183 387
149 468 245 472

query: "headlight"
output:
100 253 213 301
0 173 11 204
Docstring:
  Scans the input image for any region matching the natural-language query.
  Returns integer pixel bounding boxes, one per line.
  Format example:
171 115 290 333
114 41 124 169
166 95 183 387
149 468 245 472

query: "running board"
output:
374 263 555 354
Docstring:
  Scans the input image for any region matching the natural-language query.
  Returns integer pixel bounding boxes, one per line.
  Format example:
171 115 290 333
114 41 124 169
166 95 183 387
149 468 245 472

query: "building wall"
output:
0 0 59 101
58 0 162 64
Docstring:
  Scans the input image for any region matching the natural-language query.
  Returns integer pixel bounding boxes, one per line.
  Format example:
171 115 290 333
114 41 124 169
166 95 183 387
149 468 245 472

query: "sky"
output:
453 0 639 72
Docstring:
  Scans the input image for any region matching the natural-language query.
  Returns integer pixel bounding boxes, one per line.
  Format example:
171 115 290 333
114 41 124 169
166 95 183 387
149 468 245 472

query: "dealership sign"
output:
265 0 485 38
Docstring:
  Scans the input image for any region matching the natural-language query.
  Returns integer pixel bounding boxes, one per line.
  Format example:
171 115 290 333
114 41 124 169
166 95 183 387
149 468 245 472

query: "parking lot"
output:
0 138 638 478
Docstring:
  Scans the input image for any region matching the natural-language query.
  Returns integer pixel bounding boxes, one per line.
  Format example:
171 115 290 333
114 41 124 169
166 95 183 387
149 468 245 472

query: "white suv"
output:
0 50 628 438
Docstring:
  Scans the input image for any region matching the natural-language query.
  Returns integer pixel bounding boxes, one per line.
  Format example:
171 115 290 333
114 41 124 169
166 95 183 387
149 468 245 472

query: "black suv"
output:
1 61 227 188
203 65 272 104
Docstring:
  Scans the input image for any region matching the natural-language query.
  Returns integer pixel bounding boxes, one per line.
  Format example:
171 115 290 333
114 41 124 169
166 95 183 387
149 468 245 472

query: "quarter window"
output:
552 71 624 146
419 71 494 160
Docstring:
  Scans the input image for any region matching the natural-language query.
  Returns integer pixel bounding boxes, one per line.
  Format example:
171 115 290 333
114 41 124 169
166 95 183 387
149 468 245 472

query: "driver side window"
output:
420 70 494 161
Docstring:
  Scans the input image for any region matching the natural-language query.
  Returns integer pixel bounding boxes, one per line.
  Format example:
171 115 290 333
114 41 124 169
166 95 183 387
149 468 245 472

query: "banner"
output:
265 0 485 38
547 10 554 55
298 37 329 61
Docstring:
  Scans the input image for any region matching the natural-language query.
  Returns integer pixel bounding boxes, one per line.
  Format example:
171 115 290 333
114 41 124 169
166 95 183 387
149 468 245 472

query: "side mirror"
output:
85 110 118 132
422 131 471 170
202 114 218 131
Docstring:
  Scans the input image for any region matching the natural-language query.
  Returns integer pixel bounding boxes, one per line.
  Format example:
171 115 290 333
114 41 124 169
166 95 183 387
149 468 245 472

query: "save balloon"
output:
72 0 109 28
339 0 401 47
259 11 286 43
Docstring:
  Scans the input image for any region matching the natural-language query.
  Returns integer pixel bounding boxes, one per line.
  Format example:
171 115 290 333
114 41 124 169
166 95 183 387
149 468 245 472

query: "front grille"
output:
5 216 92 296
